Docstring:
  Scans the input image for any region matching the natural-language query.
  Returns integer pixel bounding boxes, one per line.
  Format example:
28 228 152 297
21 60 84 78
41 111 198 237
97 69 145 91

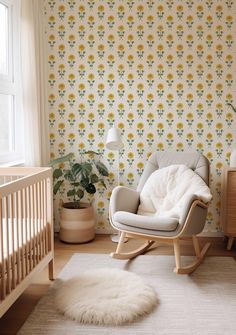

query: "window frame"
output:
0 0 23 166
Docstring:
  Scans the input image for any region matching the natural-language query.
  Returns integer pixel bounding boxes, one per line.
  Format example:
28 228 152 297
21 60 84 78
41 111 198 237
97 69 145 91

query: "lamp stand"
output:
106 126 127 243
110 150 128 243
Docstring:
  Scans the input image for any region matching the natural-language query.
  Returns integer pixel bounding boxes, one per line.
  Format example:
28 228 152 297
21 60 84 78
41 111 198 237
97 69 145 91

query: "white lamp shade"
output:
106 126 124 151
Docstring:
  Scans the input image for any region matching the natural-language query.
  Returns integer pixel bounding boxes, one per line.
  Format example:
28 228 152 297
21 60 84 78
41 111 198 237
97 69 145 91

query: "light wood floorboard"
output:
0 234 235 335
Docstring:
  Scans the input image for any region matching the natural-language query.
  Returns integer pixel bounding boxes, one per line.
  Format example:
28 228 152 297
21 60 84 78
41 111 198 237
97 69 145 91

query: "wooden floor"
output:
0 234 235 335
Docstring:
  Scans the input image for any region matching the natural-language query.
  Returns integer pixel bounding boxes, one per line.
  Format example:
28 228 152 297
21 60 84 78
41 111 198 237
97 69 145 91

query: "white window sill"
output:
0 159 25 167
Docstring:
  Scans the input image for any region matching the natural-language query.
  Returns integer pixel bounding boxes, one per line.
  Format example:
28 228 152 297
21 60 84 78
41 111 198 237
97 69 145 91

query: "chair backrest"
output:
137 151 210 192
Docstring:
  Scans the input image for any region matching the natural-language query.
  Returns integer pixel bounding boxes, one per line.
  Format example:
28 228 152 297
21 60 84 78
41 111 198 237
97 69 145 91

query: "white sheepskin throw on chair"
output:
138 164 212 218
55 268 158 325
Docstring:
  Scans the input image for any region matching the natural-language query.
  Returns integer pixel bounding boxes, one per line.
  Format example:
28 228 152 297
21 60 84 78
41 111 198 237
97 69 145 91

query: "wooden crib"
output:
0 167 54 317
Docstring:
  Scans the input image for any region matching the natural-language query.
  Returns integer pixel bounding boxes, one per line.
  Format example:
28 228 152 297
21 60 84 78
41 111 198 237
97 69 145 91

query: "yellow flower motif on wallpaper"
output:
176 142 184 151
49 15 55 23
137 142 144 148
98 122 104 129
58 142 65 149
98 142 104 150
127 133 134 139
127 112 134 121
50 152 55 160
58 122 65 128
68 54 75 62
157 143 164 151
107 112 114 123
78 142 85 150
118 122 124 132
78 122 85 129
137 122 144 130
147 54 154 63
137 162 144 169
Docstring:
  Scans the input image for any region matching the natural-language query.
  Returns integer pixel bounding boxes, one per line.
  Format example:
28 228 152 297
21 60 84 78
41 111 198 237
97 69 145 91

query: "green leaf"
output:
71 182 80 187
71 163 82 177
95 161 109 176
91 174 99 183
80 162 92 179
80 178 89 188
86 183 96 194
77 189 84 199
64 170 73 181
53 180 64 195
53 168 63 179
67 189 76 197
49 153 73 166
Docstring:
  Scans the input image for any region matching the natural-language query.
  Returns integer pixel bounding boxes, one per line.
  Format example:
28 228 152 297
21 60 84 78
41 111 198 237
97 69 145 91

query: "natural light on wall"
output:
0 3 8 75
0 3 11 154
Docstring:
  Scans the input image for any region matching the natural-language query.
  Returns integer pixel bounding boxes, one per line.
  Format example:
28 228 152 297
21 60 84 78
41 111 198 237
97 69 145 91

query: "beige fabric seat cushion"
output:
113 211 179 232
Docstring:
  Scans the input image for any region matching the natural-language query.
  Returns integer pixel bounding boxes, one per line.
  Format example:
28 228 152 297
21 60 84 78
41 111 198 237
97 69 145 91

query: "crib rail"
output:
0 167 53 315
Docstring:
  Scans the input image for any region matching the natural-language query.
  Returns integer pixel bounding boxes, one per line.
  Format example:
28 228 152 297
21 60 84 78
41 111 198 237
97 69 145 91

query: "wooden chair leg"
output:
173 238 181 272
174 235 211 275
116 231 126 254
48 259 54 280
192 235 201 258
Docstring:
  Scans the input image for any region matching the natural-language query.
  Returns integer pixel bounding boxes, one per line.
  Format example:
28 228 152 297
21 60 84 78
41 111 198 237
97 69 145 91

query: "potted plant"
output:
50 151 109 243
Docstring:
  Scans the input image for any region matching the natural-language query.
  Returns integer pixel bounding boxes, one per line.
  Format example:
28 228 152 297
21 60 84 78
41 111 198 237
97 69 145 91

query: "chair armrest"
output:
109 186 140 217
180 195 209 236
179 194 199 225
179 194 209 225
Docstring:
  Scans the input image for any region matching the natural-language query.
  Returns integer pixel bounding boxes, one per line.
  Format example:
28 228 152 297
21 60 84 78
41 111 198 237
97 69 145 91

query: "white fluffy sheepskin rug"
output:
55 268 158 325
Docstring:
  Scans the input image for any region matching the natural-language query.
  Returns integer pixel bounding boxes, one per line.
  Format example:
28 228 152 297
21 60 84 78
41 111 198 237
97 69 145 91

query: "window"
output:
0 0 23 165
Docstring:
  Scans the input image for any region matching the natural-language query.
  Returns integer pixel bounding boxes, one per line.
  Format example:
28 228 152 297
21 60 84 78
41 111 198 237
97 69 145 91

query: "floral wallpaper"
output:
45 0 236 233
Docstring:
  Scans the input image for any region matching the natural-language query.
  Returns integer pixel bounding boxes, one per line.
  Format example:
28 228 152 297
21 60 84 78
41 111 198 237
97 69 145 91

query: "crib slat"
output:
38 182 43 260
32 184 35 266
19 190 25 280
16 191 20 284
41 180 45 258
44 180 48 255
24 187 31 275
28 186 33 271
40 181 45 257
4 197 11 294
10 194 16 289
35 183 39 264
0 199 5 300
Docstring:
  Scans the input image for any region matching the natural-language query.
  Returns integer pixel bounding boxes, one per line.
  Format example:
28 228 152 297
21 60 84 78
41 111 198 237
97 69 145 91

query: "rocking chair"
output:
109 151 211 274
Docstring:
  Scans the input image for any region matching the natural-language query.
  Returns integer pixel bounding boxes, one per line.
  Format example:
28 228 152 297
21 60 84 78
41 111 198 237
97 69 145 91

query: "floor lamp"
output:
106 126 127 243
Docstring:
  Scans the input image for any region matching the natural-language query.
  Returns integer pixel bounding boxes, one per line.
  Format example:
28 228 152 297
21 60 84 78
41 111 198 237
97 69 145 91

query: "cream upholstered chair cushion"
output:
113 211 179 232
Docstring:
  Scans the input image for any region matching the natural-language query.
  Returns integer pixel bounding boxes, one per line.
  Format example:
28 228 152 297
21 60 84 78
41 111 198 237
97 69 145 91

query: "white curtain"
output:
21 0 49 166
